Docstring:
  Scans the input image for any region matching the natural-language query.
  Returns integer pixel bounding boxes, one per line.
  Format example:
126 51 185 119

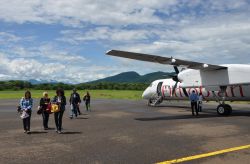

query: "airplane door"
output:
163 85 171 97
157 82 163 96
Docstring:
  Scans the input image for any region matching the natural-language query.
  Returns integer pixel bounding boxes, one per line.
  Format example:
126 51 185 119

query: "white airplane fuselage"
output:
142 79 250 101
142 64 250 102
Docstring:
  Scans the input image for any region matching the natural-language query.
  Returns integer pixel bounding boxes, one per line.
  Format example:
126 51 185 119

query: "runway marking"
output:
156 144 250 164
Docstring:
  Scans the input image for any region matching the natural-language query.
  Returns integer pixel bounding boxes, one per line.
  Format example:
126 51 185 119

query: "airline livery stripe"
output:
156 144 250 164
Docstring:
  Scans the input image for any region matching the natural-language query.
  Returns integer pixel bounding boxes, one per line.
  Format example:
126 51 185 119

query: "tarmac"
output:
0 99 250 164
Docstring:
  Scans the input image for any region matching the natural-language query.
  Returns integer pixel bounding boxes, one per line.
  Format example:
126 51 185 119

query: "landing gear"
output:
214 86 233 116
217 104 232 116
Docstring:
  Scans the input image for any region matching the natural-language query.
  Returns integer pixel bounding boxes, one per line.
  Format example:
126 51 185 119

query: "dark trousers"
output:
77 105 81 114
73 107 78 117
23 111 31 131
85 101 90 111
191 101 198 116
42 111 49 128
198 101 202 112
54 110 64 131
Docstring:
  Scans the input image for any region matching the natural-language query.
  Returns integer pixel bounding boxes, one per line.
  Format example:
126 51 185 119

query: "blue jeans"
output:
70 104 78 117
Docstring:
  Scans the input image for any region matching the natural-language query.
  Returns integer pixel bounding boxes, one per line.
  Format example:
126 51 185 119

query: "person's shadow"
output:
135 109 250 121
75 117 88 119
61 131 82 134
28 131 48 134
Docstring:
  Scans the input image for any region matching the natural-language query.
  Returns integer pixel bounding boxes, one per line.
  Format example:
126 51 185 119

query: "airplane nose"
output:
142 90 146 99
142 88 149 99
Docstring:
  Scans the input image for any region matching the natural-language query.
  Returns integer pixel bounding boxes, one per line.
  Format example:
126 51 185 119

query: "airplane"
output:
106 50 250 116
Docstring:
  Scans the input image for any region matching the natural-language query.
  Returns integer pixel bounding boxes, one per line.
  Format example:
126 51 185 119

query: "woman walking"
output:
83 91 91 111
39 92 50 130
52 88 66 134
20 91 33 134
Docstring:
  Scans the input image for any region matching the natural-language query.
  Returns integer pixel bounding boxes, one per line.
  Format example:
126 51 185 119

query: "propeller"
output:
170 66 188 97
171 66 179 95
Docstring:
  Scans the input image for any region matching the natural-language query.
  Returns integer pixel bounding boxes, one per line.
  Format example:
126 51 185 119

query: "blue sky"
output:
0 0 250 83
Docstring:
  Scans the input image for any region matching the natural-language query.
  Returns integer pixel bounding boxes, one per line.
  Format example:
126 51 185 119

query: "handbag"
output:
51 104 60 113
37 106 43 115
17 105 21 113
20 111 29 119
46 103 52 114
70 104 74 110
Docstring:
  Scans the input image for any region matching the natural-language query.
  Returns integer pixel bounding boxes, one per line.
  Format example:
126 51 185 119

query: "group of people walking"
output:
189 90 203 116
19 89 91 134
19 88 204 134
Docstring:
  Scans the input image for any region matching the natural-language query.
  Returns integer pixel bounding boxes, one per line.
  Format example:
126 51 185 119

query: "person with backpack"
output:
83 91 91 111
20 91 33 134
69 88 81 119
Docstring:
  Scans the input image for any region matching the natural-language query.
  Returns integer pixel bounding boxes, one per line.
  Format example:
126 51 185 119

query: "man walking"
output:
69 88 81 119
189 90 199 116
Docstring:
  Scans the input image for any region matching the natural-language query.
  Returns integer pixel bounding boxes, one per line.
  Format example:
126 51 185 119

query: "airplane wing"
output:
106 50 227 71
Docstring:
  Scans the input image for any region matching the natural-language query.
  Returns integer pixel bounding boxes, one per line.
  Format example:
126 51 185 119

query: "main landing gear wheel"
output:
217 104 232 116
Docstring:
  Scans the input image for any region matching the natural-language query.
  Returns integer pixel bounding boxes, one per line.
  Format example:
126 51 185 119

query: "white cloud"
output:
0 0 167 26
0 0 249 27
0 48 131 83
0 32 21 43
37 44 88 63
58 27 155 44
0 52 66 80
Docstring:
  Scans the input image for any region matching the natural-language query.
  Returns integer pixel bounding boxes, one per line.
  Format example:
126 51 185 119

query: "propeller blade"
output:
182 88 189 97
171 66 180 82
172 75 178 82
172 66 180 95
174 66 179 74
172 82 178 95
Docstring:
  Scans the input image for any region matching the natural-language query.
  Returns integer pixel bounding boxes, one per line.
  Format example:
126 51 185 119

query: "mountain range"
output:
87 71 174 84
27 71 174 84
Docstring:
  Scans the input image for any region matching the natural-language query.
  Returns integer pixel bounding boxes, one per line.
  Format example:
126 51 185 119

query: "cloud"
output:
58 27 156 45
0 45 133 83
0 0 168 26
37 44 88 63
0 52 66 80
0 1 249 28
0 32 21 44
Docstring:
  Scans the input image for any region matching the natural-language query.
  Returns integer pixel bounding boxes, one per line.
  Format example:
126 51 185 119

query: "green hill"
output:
88 71 174 84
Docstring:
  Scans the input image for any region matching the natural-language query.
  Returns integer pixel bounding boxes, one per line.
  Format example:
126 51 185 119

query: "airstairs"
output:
148 93 163 106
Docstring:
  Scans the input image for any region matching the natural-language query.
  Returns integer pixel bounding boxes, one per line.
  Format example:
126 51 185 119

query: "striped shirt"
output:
20 98 33 111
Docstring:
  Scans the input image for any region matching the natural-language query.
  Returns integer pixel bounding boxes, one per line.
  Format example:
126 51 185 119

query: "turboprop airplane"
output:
106 50 250 116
